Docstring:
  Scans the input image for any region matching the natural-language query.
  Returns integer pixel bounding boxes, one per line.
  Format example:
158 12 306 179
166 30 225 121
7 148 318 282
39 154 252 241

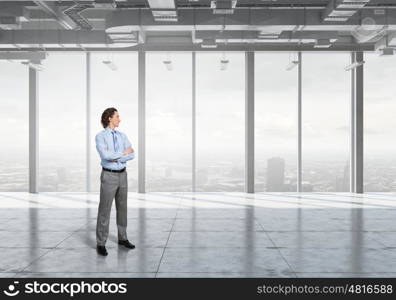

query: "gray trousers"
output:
96 169 128 246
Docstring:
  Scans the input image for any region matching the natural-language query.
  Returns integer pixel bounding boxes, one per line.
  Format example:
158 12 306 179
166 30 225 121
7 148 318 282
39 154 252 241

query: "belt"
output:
102 167 126 173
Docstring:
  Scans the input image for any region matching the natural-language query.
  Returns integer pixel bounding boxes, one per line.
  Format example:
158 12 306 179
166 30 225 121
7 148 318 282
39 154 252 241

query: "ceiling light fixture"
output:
286 52 299 71
286 60 299 71
220 52 229 70
103 60 117 71
345 61 365 71
163 52 173 71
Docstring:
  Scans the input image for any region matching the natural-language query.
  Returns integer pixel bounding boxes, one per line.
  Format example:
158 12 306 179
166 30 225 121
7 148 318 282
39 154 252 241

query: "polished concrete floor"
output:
0 192 396 278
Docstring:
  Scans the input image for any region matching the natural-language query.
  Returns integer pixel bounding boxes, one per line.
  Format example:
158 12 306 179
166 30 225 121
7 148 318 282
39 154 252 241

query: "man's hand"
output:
123 147 134 155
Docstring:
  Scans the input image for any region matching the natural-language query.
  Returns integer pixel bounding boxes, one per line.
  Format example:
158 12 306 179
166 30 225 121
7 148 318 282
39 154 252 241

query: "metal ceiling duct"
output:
323 0 371 22
210 0 237 15
147 0 177 22
63 2 94 30
1 0 395 50
94 0 116 9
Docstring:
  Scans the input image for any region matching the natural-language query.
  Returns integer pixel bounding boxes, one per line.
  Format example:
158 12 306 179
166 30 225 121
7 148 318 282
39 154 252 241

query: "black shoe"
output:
96 245 108 256
118 239 135 249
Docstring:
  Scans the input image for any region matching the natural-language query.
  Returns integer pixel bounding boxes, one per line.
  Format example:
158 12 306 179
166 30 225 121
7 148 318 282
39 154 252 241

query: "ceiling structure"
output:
0 0 396 52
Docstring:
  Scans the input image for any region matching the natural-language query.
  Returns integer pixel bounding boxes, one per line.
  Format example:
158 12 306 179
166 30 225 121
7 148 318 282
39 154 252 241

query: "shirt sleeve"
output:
118 152 135 163
117 133 135 163
95 133 123 161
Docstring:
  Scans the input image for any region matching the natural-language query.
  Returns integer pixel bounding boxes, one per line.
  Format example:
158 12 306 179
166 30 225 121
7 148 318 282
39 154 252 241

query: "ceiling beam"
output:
0 51 47 60
0 30 137 48
0 28 360 49
105 7 396 31
0 42 374 52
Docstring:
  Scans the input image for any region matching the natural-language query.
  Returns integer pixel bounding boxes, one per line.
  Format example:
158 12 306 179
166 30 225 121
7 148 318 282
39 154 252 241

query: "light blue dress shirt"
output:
95 127 135 170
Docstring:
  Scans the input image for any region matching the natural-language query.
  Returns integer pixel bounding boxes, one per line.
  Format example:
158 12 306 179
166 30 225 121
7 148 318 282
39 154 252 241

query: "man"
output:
95 107 136 256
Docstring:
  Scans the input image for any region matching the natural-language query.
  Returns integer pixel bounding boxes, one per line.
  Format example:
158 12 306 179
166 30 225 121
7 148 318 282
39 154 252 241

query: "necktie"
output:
111 131 118 152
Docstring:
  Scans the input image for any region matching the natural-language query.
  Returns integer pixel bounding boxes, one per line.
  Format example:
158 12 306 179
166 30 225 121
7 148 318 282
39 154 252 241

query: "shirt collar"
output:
105 127 116 133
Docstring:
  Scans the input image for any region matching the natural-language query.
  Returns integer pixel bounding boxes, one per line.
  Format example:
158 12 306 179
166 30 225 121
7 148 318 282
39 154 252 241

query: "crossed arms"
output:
95 133 135 163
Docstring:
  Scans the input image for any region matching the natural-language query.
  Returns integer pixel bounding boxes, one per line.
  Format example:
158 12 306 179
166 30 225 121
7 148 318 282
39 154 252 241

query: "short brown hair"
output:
101 107 117 128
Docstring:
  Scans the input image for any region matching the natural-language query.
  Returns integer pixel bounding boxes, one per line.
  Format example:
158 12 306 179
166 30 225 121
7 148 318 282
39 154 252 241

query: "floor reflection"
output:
0 192 394 277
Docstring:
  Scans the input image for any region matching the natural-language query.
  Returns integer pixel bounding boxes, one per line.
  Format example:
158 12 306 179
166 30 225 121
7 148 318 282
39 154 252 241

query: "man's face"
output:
109 111 120 128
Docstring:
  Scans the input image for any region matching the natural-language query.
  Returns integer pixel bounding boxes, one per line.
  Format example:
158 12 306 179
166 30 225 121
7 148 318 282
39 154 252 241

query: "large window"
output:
39 53 86 192
364 53 396 192
90 52 138 192
255 53 298 192
7 50 387 194
302 52 350 192
146 52 192 191
0 61 29 191
196 52 245 191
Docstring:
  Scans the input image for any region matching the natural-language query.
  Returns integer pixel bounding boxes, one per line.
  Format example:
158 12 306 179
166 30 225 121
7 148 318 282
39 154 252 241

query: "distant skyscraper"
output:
266 157 285 191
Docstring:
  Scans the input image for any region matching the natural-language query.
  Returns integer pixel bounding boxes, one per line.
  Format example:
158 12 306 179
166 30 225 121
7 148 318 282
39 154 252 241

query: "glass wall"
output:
364 53 396 192
90 52 138 192
8 50 392 194
255 53 298 192
39 53 86 192
146 52 192 191
196 52 245 192
0 61 29 191
302 52 350 192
